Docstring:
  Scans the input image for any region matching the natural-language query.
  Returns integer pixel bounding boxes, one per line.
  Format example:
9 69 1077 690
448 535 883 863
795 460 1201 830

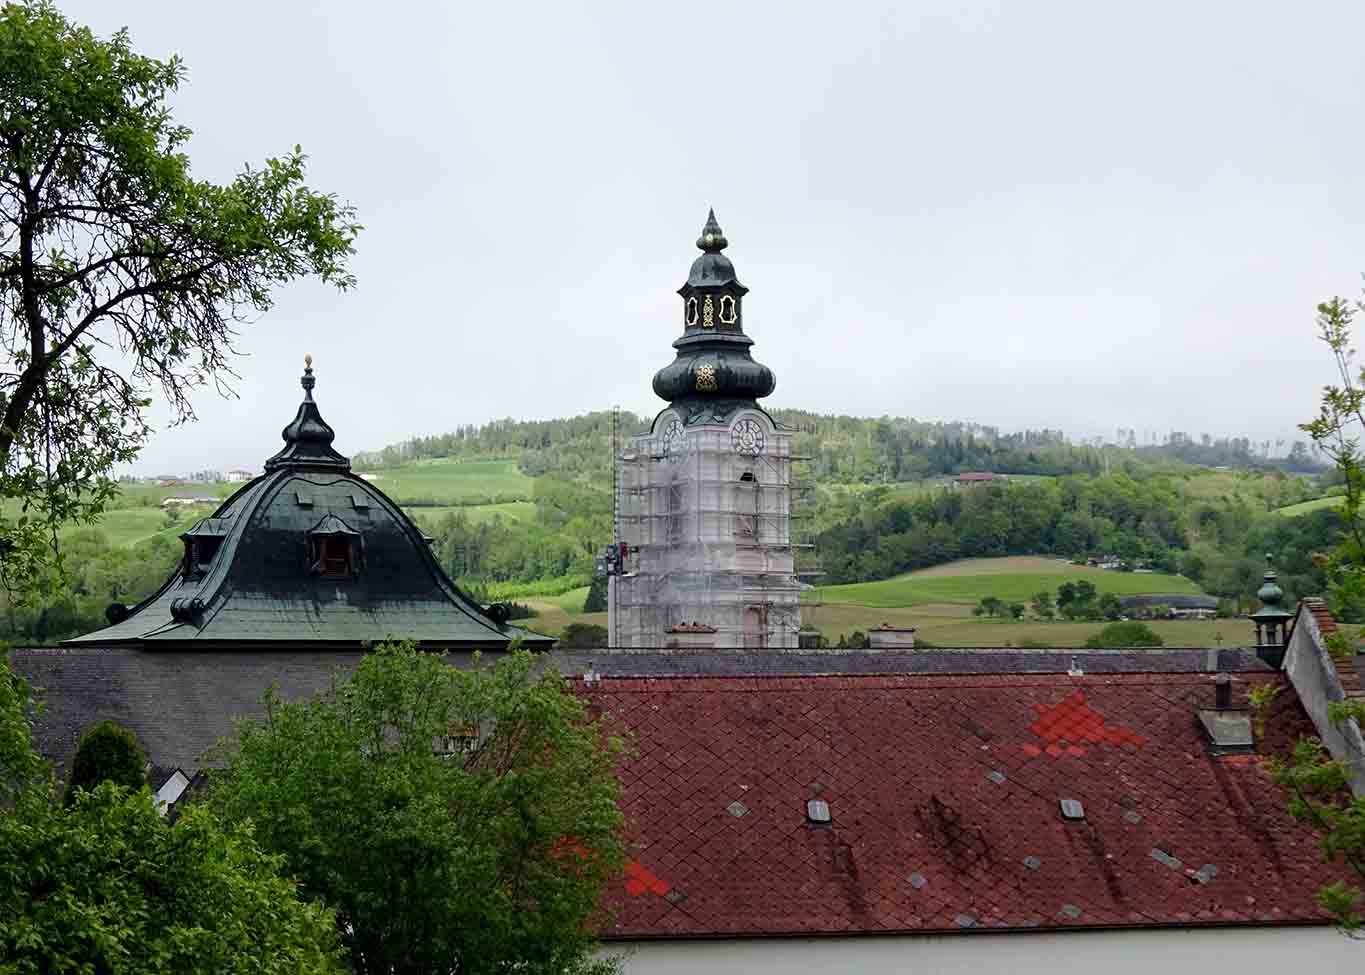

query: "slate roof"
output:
66 361 549 651
585 669 1345 937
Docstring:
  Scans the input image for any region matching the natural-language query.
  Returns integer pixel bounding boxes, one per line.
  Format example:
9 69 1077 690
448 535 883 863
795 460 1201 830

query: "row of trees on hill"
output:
355 409 1324 486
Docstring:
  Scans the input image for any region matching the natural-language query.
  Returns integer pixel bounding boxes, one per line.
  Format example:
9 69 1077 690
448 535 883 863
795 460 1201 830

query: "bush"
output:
66 720 145 804
559 622 609 648
1085 621 1164 649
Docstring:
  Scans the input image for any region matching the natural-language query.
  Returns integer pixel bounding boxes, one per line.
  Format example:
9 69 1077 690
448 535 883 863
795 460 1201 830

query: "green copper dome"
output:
652 210 776 406
1251 554 1293 622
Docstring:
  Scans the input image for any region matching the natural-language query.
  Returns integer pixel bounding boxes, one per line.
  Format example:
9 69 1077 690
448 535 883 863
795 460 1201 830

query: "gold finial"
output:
304 353 313 367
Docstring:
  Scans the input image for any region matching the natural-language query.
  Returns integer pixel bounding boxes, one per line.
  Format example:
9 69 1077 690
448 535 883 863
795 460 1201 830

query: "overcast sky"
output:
60 0 1365 474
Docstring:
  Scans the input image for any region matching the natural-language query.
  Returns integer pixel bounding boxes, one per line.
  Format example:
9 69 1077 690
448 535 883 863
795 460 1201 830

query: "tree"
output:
0 2 358 597
1056 581 1077 611
212 644 626 975
1276 294 1365 930
976 595 1004 618
1097 592 1123 621
583 574 608 613
560 621 608 648
64 718 143 804
1008 602 1025 619
0 656 345 973
1085 620 1163 648
1030 590 1055 620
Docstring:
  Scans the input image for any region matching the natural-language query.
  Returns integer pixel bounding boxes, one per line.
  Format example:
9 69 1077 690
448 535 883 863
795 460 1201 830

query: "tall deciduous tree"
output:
0 656 346 973
0 1 358 597
1285 293 1365 932
213 644 626 975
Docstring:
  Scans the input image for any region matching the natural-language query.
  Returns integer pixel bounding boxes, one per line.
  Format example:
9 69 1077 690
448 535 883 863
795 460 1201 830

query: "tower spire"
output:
696 208 728 252
651 211 775 412
264 355 351 472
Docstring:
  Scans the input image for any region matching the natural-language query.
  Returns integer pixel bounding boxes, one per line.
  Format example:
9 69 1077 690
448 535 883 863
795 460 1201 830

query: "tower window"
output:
315 537 353 578
719 294 737 324
685 297 698 327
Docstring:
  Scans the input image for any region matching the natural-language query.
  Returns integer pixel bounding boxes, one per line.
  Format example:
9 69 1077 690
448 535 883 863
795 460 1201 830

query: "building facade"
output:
610 213 803 648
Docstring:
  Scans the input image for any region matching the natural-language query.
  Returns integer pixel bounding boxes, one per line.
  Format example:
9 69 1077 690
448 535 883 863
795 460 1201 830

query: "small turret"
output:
1251 553 1293 651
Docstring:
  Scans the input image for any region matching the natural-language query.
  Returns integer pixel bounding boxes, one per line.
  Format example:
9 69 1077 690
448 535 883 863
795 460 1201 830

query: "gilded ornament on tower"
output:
695 364 718 392
702 295 714 327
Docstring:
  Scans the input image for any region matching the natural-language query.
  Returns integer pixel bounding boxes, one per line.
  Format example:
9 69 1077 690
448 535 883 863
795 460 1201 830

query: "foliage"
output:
0 1 357 600
65 718 144 803
1301 296 1365 621
1030 590 1055 619
1271 290 1365 932
1247 682 1281 739
0 655 345 973
1084 621 1164 648
583 574 607 613
559 621 608 648
1266 731 1365 934
212 644 626 975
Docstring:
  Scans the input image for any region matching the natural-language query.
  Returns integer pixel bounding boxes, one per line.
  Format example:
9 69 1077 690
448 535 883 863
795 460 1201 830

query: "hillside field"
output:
519 556 1235 647
360 458 532 504
1276 495 1342 517
815 556 1201 608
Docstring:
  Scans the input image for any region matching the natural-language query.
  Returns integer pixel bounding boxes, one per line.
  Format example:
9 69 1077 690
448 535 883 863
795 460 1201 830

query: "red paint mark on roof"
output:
624 860 670 898
1029 690 1145 749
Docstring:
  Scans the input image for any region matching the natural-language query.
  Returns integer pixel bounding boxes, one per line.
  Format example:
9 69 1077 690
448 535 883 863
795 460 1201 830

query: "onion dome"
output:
264 354 350 472
64 358 551 652
652 210 776 406
1251 553 1293 649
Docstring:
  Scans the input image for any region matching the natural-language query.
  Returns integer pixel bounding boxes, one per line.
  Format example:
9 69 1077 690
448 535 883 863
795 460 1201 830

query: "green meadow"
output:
814 556 1201 609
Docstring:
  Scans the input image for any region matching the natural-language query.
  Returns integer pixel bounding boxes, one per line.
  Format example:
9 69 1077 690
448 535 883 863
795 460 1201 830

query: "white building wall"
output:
608 926 1361 975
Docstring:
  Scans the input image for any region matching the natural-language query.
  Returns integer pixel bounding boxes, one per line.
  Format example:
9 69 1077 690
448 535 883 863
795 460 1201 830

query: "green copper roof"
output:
1250 554 1294 623
69 361 551 651
654 210 775 406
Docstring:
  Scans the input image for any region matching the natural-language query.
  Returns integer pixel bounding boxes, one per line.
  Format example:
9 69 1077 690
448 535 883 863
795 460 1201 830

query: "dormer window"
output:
317 537 352 578
180 520 228 579
309 514 361 579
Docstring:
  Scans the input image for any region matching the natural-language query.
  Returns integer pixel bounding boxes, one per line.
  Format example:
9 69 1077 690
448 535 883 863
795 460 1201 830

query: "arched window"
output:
719 294 737 325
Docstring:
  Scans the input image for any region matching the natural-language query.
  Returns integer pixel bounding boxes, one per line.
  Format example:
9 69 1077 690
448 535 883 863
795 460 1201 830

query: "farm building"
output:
954 471 1007 486
1119 593 1220 619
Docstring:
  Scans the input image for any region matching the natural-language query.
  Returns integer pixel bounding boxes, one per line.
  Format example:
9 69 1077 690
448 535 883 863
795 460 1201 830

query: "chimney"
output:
1214 673 1232 710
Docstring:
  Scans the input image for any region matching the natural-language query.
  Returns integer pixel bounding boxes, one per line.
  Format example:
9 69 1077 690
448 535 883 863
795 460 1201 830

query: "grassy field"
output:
800 601 1237 648
407 501 537 527
360 458 532 504
513 557 1231 647
815 556 1200 608
1276 495 1343 517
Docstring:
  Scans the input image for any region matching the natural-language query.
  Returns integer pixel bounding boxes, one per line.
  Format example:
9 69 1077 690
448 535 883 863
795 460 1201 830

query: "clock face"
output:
662 418 687 460
731 418 765 456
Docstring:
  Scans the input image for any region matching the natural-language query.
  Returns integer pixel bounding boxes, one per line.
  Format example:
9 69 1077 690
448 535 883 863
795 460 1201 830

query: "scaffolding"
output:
608 411 820 648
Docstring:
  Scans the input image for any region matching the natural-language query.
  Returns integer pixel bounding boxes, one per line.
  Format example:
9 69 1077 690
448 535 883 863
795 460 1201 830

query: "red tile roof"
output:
1299 597 1361 698
582 672 1342 937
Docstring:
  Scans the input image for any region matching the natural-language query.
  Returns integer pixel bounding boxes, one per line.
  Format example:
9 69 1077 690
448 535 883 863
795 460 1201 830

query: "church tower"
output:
609 212 802 648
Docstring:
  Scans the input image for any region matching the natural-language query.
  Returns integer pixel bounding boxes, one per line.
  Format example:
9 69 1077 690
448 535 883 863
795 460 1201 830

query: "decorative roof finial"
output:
301 354 316 402
696 208 728 253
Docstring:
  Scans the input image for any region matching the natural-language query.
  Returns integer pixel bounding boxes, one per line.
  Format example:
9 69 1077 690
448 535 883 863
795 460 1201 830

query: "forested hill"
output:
353 410 1325 483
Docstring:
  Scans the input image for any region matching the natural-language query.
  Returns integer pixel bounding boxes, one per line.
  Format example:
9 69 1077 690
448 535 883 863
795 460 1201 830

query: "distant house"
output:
191 469 223 483
159 495 219 508
225 469 254 482
954 471 1005 487
1119 593 1220 619
868 622 916 648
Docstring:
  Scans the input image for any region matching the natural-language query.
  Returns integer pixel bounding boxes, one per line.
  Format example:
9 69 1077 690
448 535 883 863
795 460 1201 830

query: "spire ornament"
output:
264 355 351 472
